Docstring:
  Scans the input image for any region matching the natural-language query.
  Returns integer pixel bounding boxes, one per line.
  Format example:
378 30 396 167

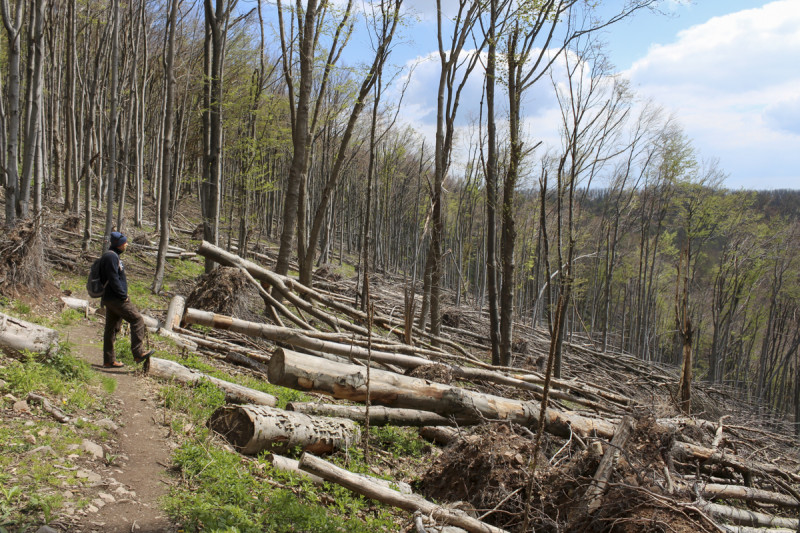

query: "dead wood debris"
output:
43 230 800 533
0 215 47 295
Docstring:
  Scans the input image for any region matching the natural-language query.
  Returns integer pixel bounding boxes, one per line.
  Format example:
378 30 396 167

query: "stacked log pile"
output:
55 240 800 531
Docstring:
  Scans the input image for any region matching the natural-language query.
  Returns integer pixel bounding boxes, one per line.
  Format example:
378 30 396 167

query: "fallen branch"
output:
700 483 800 508
27 392 69 423
698 501 798 530
266 453 413 494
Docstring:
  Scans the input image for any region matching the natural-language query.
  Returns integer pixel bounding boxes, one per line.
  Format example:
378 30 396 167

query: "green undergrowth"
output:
0 344 117 530
164 441 397 532
146 335 308 408
147 334 431 531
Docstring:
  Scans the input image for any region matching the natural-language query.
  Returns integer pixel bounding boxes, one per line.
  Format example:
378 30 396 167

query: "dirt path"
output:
66 323 176 533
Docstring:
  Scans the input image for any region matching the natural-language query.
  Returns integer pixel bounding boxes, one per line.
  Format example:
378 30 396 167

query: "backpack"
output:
87 253 110 298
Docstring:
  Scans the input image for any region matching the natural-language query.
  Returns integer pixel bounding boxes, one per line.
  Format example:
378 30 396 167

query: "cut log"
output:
266 453 324 484
672 441 800 483
0 312 59 355
299 452 509 533
268 348 617 439
164 295 186 331
720 527 797 533
62 297 164 333
208 404 359 455
287 402 469 427
585 415 635 514
183 308 614 412
698 501 798 529
147 357 277 406
61 296 97 316
701 483 800 508
225 351 270 375
419 426 459 445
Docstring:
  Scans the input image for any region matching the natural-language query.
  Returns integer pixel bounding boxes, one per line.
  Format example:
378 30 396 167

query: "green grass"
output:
0 344 116 530
58 308 84 326
166 258 205 283
148 345 310 408
163 441 396 532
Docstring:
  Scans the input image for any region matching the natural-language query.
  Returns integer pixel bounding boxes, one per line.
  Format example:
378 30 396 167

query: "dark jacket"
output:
99 248 128 301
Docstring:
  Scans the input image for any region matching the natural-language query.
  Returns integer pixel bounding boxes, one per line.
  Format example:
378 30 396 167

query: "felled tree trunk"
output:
584 415 634 514
266 453 413 494
148 357 277 406
698 501 798 530
208 404 359 455
0 311 59 355
287 402 469 427
183 308 430 369
700 483 800 509
269 348 616 439
298 453 509 533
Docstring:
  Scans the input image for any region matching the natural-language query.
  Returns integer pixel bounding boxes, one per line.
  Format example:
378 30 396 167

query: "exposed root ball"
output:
0 217 47 296
186 267 258 319
420 424 537 531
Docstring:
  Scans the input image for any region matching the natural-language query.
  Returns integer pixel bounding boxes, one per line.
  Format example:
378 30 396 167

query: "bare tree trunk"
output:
273 0 317 278
18 0 44 220
201 0 237 272
103 0 119 244
484 0 501 365
152 0 179 294
1 0 25 227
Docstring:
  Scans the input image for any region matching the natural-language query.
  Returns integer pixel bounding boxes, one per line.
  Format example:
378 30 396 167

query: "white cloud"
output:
393 1 800 189
625 0 800 188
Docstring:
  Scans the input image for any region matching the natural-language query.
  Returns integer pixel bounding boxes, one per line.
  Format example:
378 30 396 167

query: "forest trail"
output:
64 322 175 533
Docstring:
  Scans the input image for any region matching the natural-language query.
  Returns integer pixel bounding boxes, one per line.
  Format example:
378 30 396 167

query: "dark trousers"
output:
102 298 147 364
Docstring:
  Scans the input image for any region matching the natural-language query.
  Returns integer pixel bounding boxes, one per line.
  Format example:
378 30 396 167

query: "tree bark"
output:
183 308 432 369
152 0 179 293
700 483 800 509
286 402 469 427
268 348 617 439
208 403 359 455
1 0 24 227
273 0 317 278
697 501 797 530
0 311 59 355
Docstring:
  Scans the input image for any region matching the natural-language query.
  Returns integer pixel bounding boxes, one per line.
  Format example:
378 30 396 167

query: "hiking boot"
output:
134 350 155 364
103 361 125 368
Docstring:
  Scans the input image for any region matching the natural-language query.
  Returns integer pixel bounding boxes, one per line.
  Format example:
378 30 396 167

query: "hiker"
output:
99 231 154 368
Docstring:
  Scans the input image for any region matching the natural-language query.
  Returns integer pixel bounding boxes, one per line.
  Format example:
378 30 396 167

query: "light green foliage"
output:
164 440 395 532
0 344 116 530
166 258 205 284
1 347 98 409
367 426 427 458
58 308 84 326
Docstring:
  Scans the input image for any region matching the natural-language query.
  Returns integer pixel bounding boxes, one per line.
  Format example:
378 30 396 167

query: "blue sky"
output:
371 0 799 190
